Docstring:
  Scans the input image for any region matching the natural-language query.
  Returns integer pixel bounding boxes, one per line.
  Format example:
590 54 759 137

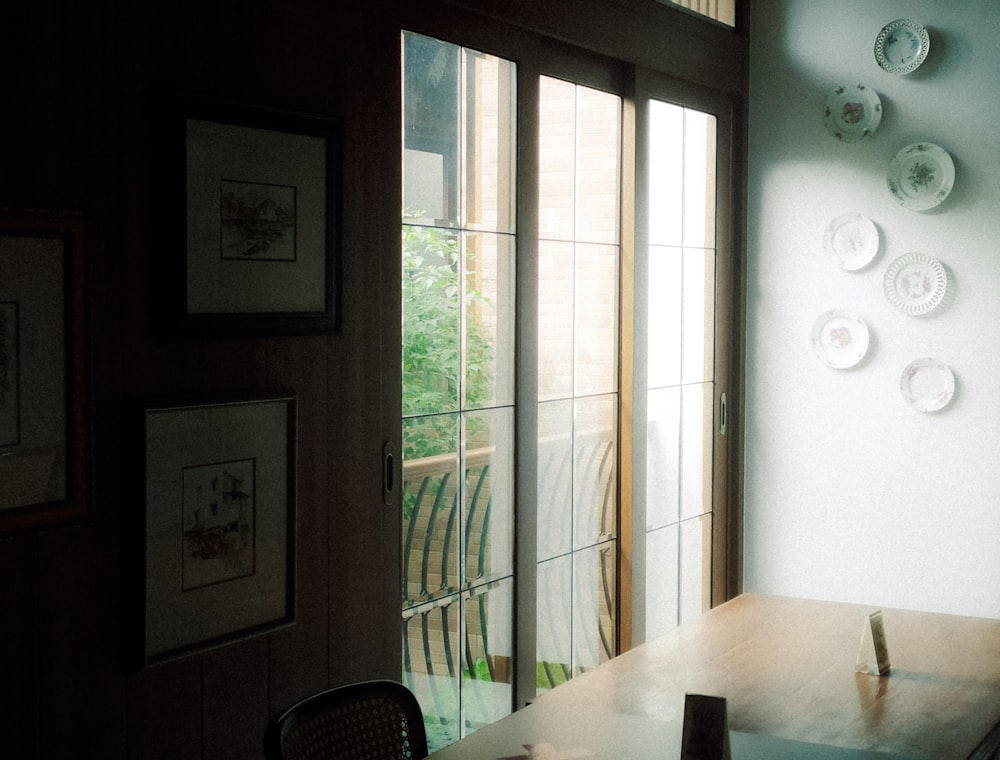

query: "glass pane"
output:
647 245 682 388
573 541 617 674
461 579 514 735
646 386 681 531
403 225 461 417
403 32 517 751
538 77 577 241
403 34 459 225
402 414 461 607
537 239 575 402
575 87 621 245
679 514 711 623
403 600 461 752
648 101 718 248
536 554 572 696
574 395 618 549
538 399 574 562
573 395 618 548
575 243 619 397
640 96 718 645
656 0 736 28
648 101 684 247
403 36 516 232
464 408 514 586
645 524 680 639
681 248 716 385
537 77 621 688
680 384 712 521
464 232 515 409
683 110 716 248
463 52 517 233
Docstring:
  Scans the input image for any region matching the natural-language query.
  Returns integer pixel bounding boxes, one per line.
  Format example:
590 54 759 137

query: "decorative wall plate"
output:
823 84 882 142
811 309 870 369
875 19 930 74
900 358 955 412
887 143 955 211
883 252 947 316
823 213 880 270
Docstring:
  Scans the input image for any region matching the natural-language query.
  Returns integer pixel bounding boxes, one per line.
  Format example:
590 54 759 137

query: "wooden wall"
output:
1 2 401 758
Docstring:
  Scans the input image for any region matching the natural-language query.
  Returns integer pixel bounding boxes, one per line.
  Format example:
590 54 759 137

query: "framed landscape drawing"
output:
140 393 296 666
0 208 90 534
170 94 341 337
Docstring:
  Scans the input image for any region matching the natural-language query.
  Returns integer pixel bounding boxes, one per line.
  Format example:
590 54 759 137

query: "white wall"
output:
744 0 1000 618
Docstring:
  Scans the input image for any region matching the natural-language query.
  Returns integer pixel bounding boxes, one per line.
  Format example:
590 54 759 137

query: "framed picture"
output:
139 393 296 667
0 208 90 534
170 93 341 337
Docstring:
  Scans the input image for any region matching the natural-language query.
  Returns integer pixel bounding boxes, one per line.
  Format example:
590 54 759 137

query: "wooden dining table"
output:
428 594 1000 759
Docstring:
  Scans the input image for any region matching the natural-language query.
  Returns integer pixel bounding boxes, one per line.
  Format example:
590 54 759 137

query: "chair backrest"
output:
264 680 429 760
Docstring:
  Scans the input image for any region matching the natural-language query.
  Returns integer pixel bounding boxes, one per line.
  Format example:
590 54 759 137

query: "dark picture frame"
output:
0 208 90 534
170 94 341 338
139 393 296 667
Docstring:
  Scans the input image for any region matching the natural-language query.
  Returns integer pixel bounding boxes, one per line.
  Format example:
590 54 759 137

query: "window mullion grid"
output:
568 83 581 678
456 50 469 736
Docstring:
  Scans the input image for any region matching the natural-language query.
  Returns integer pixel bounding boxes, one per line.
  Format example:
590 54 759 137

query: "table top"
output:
427 703 914 759
429 594 1000 760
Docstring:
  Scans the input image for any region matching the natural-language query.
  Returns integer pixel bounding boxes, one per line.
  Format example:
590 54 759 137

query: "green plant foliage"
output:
535 660 570 689
402 223 496 461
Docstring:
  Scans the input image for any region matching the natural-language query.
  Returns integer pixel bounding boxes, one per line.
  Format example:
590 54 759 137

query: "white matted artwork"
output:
0 208 89 534
171 94 341 337
140 393 295 667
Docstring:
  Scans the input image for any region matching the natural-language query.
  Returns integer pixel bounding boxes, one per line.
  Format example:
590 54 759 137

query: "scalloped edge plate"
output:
900 358 954 412
875 18 930 75
883 252 948 316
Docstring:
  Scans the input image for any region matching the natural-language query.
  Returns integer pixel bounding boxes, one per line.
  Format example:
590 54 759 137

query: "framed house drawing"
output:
139 393 296 666
170 93 342 338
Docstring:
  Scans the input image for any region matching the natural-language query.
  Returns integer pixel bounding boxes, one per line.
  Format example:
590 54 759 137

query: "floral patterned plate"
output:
900 358 954 412
811 309 870 369
887 143 955 211
823 84 882 142
823 213 880 270
883 252 948 316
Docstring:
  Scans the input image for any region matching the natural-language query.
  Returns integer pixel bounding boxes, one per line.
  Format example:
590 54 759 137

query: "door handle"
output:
719 392 728 436
383 440 396 505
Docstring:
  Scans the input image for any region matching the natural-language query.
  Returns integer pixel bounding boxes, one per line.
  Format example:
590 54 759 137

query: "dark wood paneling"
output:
36 523 127 758
202 639 271 760
265 336 332 714
0 536 39 753
127 661 203 760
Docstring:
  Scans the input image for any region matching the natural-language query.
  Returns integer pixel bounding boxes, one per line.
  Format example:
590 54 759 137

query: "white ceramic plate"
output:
875 19 930 75
883 252 948 316
811 310 870 369
900 358 955 412
823 213 880 270
887 143 955 211
823 84 882 142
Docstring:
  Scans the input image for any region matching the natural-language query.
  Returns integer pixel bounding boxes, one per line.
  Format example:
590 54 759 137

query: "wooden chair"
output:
264 680 429 760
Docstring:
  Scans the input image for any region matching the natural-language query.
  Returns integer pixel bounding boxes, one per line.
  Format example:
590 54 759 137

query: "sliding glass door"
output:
400 31 739 751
